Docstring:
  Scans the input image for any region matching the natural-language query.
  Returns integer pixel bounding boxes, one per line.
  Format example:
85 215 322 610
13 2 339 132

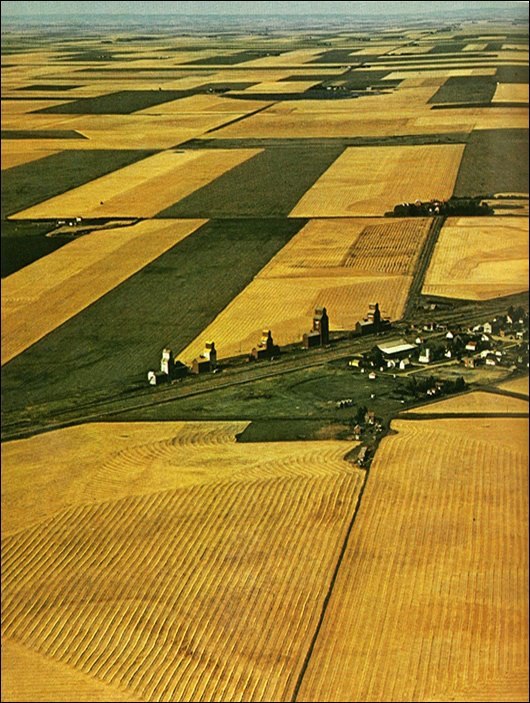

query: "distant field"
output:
289 144 465 216
32 90 199 115
157 145 344 218
13 149 260 219
428 75 496 103
402 390 529 414
1 129 87 139
179 217 430 362
492 83 529 103
1 219 205 366
1 218 305 414
2 421 364 702
453 129 529 197
297 416 529 702
422 216 529 300
1 149 155 217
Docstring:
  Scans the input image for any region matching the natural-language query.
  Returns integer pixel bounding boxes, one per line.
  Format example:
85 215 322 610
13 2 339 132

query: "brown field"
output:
1 421 364 703
422 217 529 300
492 83 529 103
297 417 529 702
1 219 205 365
402 390 529 414
496 375 530 397
13 149 259 219
179 217 430 362
289 145 464 217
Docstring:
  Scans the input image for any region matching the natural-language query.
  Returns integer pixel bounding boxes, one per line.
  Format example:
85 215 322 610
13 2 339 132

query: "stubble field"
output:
2 421 364 703
422 216 529 300
297 416 529 702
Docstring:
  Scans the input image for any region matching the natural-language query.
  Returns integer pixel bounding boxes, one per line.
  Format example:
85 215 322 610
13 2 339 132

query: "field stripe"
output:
2 426 366 702
1 219 205 365
296 418 528 702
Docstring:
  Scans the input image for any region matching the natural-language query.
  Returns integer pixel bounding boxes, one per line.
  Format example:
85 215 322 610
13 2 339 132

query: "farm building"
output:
303 307 329 348
192 341 217 374
251 329 280 361
376 340 417 361
355 302 391 336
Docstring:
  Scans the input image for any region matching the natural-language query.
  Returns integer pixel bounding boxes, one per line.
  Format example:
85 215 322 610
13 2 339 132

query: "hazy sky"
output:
2 0 528 16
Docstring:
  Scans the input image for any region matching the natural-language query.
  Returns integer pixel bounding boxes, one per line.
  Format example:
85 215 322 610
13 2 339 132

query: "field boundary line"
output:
290 467 369 702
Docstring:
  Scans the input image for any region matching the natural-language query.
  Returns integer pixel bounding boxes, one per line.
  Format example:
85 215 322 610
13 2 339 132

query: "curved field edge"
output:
2 421 365 703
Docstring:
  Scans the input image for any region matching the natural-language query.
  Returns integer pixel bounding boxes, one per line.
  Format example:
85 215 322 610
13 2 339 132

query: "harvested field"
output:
402 390 529 415
297 417 529 702
290 144 465 217
241 80 319 93
1 218 305 414
32 90 202 114
12 149 260 219
2 421 364 703
157 145 344 218
1 219 204 366
492 83 529 103
179 217 429 361
453 129 529 197
1 146 64 170
137 93 271 114
1 149 155 218
496 375 529 396
422 216 528 300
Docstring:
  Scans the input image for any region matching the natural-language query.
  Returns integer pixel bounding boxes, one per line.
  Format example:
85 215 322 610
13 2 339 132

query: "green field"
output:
17 84 80 91
496 65 530 83
183 51 280 65
428 75 496 104
1 221 64 278
1 148 155 217
1 218 306 418
105 359 414 438
453 129 529 197
1 130 87 139
157 145 344 218
33 90 195 114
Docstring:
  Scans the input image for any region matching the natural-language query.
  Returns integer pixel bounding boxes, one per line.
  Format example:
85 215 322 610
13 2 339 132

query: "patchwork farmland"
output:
1 6 528 703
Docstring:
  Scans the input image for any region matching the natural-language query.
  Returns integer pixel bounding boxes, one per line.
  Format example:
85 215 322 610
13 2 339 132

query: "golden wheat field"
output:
403 390 529 415
495 375 529 396
492 83 529 103
13 148 260 219
422 217 529 300
1 422 364 703
179 217 430 362
289 145 465 217
297 417 529 702
1 219 205 365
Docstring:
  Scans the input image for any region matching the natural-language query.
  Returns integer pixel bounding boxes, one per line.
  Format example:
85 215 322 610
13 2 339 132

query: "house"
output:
418 348 431 364
348 358 361 367
191 341 217 374
365 410 375 425
251 329 280 360
463 356 476 368
353 424 362 440
303 307 329 348
485 357 496 366
483 322 493 335
399 358 410 370
160 347 174 375
465 340 478 353
446 331 454 341
368 371 377 380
